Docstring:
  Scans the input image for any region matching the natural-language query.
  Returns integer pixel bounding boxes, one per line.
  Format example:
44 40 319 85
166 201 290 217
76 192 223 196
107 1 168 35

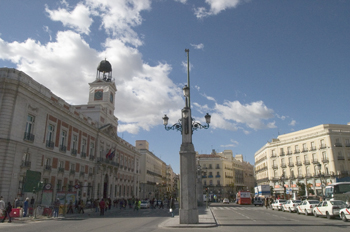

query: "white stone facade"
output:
255 124 350 196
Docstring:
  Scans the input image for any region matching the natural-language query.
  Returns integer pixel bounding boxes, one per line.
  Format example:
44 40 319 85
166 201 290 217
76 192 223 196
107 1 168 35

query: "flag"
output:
109 150 115 160
105 149 111 159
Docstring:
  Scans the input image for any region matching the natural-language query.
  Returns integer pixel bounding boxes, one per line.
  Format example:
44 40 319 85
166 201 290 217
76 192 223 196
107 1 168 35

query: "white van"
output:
254 197 264 206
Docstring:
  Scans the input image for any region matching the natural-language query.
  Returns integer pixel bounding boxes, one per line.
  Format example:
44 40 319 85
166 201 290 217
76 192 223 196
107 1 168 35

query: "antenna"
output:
185 49 190 109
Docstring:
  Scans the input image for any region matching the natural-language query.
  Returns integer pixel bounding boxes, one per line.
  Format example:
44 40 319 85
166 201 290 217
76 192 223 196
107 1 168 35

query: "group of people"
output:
0 196 36 223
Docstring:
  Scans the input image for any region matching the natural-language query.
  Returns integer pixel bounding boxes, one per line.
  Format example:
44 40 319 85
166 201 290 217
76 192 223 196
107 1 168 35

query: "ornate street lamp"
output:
162 49 211 224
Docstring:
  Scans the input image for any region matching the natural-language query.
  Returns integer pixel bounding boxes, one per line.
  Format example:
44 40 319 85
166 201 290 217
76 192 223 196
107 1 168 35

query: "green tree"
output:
297 183 305 196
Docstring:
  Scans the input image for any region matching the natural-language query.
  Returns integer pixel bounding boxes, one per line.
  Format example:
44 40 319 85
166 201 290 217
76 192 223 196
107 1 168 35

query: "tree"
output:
297 183 305 196
307 183 314 195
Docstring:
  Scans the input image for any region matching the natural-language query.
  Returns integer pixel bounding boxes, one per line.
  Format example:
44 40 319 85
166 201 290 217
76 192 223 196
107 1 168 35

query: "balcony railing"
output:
310 146 317 151
81 152 87 158
288 162 294 167
208 175 213 178
303 160 310 165
322 158 329 163
80 172 85 177
270 154 277 158
294 149 300 154
346 143 350 147
59 145 66 152
319 145 327 149
58 167 64 173
302 148 308 152
71 149 77 156
69 170 75 175
44 165 52 171
286 152 292 155
272 165 278 169
280 152 285 157
215 175 221 178
312 159 318 164
21 161 31 168
281 164 287 168
296 161 302 166
334 143 342 147
338 156 345 160
89 155 95 161
46 140 54 149
23 132 35 142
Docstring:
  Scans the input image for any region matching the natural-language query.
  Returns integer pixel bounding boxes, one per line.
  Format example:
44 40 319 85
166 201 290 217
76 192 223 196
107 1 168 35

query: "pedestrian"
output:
99 199 105 216
108 197 112 210
67 200 74 214
1 202 12 223
53 198 60 218
79 199 85 214
160 200 164 209
0 196 5 218
170 197 175 217
23 197 29 217
264 197 269 209
30 197 35 208
14 198 20 208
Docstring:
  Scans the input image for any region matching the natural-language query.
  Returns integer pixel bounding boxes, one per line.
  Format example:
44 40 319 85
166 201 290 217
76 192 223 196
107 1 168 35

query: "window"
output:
81 138 87 157
302 143 307 151
89 142 94 157
289 157 293 164
24 115 35 141
45 158 51 170
320 139 326 148
295 145 299 153
322 151 328 161
46 124 55 148
70 163 75 171
57 180 62 191
281 158 285 165
287 147 291 154
22 152 31 167
60 130 67 152
274 170 278 177
311 141 315 150
312 153 317 162
304 154 308 161
298 167 302 176
71 135 78 155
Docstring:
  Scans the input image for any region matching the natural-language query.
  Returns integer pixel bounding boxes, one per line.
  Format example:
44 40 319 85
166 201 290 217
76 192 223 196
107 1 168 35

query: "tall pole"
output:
179 49 198 224
185 49 190 109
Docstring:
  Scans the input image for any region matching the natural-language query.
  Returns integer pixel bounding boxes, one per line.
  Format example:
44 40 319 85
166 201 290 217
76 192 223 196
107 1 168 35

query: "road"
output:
1 204 349 232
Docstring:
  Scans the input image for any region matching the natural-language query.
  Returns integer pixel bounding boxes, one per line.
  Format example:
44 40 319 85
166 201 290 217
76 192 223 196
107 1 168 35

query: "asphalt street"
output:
0 203 349 232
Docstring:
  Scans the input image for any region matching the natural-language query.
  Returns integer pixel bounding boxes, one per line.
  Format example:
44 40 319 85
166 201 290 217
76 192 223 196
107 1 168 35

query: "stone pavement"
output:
9 206 217 228
158 207 217 228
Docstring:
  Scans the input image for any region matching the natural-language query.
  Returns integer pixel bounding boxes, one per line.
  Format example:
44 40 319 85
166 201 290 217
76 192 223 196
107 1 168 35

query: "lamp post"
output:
317 163 325 198
280 174 285 199
162 49 211 224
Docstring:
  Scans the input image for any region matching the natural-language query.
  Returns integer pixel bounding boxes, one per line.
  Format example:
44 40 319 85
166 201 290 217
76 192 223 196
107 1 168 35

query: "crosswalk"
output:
213 207 266 211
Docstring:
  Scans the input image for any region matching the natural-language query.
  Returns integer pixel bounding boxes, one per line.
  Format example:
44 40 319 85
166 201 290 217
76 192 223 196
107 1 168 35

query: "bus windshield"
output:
325 183 350 199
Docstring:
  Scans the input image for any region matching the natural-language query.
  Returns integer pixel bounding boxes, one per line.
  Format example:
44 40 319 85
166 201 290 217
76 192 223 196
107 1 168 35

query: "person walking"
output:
23 197 29 217
30 197 35 208
1 202 12 223
170 197 175 217
0 196 5 218
99 199 105 216
264 197 269 209
53 198 60 218
67 200 74 214
79 199 85 214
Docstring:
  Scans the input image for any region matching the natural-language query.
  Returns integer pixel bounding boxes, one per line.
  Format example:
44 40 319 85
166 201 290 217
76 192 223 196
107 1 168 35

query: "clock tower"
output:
85 59 118 128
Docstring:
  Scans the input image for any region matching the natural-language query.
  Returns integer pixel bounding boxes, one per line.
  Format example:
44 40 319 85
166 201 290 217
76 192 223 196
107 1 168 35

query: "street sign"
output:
74 184 80 189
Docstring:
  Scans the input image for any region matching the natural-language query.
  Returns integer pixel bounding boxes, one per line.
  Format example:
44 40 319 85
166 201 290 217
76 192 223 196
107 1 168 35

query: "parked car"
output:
297 199 319 215
313 200 347 219
271 199 287 211
282 200 302 212
140 200 150 209
339 207 350 222
223 198 230 204
253 197 264 206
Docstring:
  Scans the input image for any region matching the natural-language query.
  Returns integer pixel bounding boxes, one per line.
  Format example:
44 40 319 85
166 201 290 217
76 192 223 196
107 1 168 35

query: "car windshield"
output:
293 201 301 203
330 201 346 206
308 201 319 204
279 200 286 202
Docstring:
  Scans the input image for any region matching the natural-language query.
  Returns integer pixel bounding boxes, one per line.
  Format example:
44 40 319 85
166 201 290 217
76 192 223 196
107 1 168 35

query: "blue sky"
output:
1 0 349 173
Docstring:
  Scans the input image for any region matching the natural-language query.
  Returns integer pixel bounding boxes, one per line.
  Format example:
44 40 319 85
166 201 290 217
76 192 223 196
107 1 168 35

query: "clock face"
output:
94 90 103 100
110 93 113 103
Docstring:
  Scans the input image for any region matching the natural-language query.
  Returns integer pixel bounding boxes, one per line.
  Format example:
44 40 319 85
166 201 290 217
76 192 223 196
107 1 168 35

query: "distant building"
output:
197 149 254 200
255 124 350 197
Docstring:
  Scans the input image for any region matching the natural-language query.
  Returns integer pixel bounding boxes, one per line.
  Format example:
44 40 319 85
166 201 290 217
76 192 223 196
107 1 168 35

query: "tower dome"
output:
96 59 112 81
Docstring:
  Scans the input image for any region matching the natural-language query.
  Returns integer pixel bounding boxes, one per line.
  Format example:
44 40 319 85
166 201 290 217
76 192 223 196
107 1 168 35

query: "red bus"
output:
236 191 252 205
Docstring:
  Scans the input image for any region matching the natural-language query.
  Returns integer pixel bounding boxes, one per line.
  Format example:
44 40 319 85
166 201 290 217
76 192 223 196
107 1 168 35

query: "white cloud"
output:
175 0 187 3
45 3 93 35
214 100 275 130
191 43 204 50
221 139 239 148
289 120 296 126
194 0 242 18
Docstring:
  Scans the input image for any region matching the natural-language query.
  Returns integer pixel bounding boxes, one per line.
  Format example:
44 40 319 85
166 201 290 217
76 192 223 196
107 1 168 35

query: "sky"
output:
1 0 349 174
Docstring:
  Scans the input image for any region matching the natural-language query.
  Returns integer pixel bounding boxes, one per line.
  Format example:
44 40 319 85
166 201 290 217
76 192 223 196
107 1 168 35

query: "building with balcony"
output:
197 149 254 200
0 64 142 203
255 124 350 197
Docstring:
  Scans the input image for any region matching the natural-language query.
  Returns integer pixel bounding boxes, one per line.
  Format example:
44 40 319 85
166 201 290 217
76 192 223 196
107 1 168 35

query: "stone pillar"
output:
179 142 198 224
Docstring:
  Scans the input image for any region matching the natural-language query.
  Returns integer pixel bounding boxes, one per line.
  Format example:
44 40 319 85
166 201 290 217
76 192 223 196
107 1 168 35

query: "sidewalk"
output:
158 207 217 228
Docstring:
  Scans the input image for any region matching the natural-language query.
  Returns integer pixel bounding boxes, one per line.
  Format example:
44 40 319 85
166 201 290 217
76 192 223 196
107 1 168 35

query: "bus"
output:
324 182 350 204
236 190 252 205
